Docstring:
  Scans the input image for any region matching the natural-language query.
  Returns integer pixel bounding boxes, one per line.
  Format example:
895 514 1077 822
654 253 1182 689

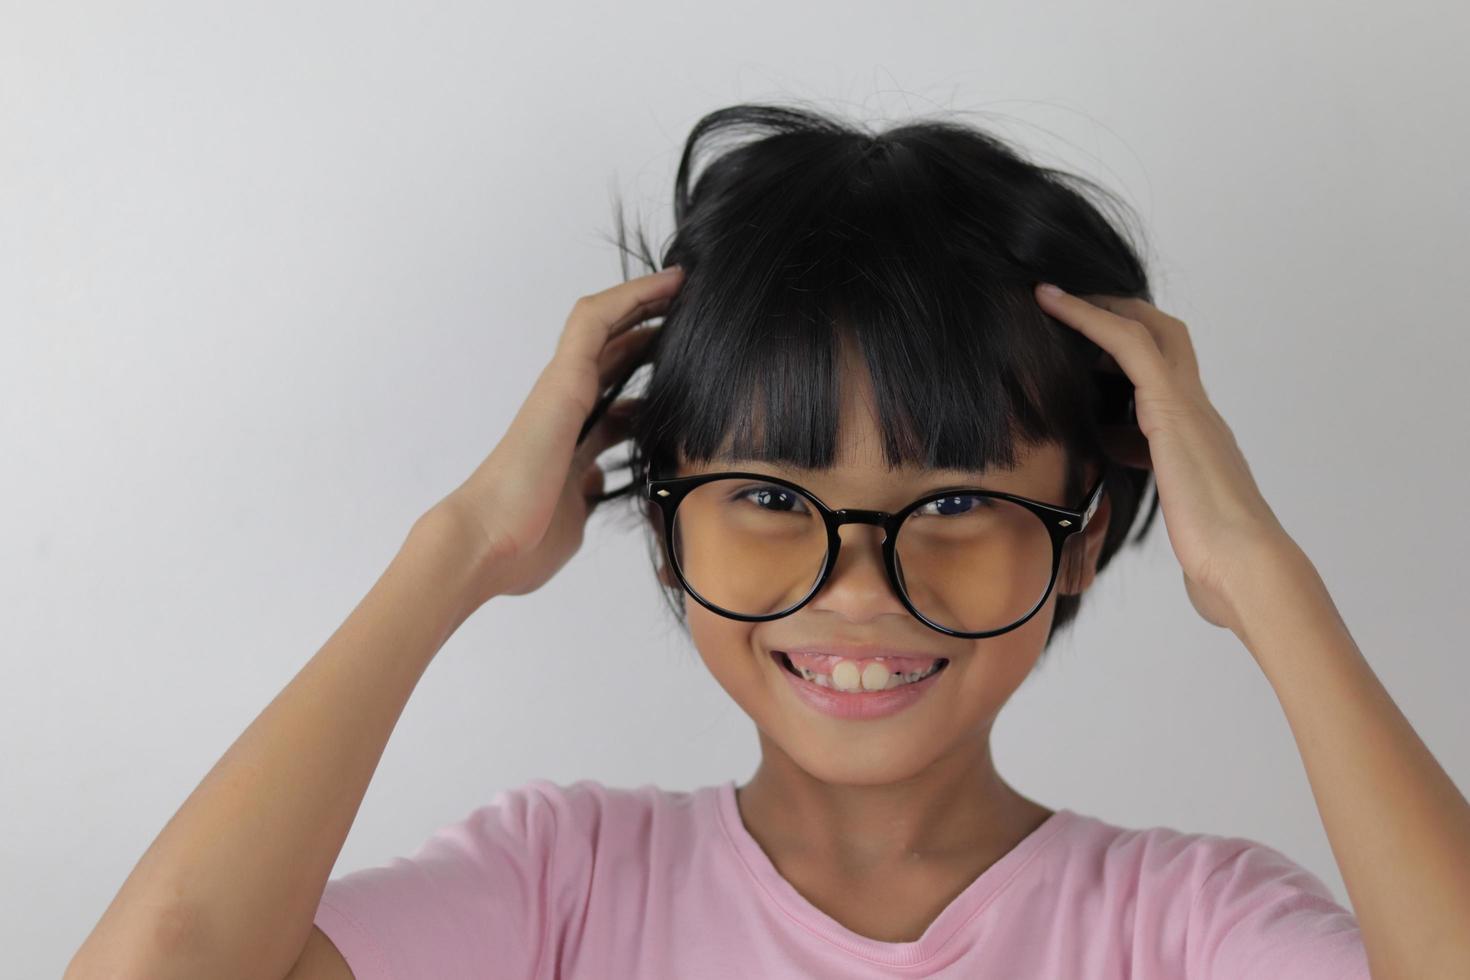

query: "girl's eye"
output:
735 484 810 514
915 494 992 517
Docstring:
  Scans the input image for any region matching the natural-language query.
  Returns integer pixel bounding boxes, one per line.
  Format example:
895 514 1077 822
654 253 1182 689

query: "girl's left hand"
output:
1033 282 1296 635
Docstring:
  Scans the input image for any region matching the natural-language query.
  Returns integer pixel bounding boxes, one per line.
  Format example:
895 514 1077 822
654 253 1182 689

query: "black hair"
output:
594 101 1161 655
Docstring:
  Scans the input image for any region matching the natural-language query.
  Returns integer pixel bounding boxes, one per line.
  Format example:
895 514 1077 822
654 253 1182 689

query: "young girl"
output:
68 104 1470 980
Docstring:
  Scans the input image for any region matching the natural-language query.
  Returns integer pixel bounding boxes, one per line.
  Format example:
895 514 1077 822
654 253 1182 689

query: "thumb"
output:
572 397 638 470
581 460 607 507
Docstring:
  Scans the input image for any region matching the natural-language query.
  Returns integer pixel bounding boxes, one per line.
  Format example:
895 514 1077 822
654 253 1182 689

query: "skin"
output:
657 338 1113 942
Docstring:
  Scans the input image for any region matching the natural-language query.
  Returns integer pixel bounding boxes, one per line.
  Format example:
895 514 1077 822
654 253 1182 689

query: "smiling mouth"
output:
772 650 950 692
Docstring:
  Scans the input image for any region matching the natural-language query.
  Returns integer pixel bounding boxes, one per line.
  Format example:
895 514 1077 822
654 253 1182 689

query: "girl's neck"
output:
735 733 1054 874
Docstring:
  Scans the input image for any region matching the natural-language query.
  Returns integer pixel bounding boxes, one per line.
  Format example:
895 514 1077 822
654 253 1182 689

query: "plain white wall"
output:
5 1 1468 975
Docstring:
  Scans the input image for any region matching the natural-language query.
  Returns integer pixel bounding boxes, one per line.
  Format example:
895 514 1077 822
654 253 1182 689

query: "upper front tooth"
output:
860 662 891 691
831 660 861 691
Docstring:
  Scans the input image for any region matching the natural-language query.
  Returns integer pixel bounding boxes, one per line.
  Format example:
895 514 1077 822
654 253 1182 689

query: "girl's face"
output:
661 347 1111 787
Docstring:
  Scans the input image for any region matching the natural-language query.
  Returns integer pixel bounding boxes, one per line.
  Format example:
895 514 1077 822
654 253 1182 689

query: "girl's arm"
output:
63 268 681 980
64 511 482 980
1031 282 1470 980
1232 537 1470 980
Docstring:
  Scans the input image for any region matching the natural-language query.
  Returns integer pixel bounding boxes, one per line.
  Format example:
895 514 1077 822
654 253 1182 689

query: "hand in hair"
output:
427 266 683 611
1034 282 1289 635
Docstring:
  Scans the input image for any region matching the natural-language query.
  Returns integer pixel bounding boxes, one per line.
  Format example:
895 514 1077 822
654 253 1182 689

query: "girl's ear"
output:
1054 479 1112 597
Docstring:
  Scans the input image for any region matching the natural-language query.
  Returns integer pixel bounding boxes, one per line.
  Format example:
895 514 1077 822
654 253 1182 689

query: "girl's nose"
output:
803 524 910 623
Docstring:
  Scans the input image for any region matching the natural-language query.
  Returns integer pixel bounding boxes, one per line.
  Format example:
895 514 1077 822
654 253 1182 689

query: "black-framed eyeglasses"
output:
641 464 1107 639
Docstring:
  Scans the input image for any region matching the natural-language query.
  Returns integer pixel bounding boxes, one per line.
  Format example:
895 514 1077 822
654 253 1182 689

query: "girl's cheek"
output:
686 604 765 697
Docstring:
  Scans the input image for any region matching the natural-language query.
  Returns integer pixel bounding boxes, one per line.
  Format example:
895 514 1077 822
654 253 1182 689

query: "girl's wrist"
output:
1226 533 1337 654
404 505 503 628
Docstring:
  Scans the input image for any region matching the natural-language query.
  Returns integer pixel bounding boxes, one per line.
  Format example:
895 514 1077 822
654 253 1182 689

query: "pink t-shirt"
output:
312 779 1369 979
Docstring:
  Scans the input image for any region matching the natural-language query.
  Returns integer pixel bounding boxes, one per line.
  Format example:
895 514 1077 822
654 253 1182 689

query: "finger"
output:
1078 293 1199 378
1034 283 1172 394
572 397 640 469
558 267 684 368
597 322 661 390
492 271 678 505
581 460 607 507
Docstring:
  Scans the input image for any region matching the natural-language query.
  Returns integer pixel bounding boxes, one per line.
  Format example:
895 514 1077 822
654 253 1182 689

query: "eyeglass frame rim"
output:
641 462 1109 640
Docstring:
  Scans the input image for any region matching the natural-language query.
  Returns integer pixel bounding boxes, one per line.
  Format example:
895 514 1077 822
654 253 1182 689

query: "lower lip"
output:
772 652 947 721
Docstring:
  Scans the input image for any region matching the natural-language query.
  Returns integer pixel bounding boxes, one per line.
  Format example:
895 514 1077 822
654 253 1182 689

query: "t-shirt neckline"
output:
711 778 1074 969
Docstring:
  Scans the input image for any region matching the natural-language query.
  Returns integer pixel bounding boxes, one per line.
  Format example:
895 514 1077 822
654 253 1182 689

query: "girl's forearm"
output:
1233 539 1470 980
66 510 485 980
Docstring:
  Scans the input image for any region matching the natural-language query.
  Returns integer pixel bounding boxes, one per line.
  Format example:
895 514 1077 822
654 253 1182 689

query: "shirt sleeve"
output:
1185 839 1371 980
311 779 585 980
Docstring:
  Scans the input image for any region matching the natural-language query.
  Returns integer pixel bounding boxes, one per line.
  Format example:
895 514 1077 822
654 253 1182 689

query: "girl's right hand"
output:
427 266 684 612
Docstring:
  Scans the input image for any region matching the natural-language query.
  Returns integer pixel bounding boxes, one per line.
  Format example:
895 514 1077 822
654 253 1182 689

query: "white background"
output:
4 1 1468 976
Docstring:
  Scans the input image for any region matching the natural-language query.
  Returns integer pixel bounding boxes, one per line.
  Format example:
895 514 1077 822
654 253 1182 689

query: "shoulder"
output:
1052 811 1346 940
1043 809 1365 977
491 777 706 821
481 777 714 854
312 779 723 980
1053 807 1335 897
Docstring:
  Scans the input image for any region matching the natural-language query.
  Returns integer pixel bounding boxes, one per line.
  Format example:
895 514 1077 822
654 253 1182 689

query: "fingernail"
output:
656 265 684 278
1038 282 1064 298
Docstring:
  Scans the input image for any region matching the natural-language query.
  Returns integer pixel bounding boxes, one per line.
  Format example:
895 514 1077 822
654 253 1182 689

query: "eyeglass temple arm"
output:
1079 469 1107 528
